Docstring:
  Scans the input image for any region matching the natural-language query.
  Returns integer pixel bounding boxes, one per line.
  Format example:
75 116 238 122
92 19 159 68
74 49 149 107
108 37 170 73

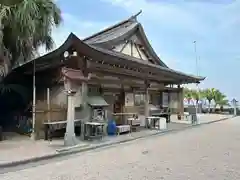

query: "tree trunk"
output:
208 100 211 113
0 17 12 81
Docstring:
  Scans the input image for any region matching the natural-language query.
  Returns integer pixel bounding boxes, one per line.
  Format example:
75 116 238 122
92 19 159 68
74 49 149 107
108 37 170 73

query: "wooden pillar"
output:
80 56 90 140
47 88 51 122
80 81 88 140
144 81 150 128
178 87 184 116
167 90 171 110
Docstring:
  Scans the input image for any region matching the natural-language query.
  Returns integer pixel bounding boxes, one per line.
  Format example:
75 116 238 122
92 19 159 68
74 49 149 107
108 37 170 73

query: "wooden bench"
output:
116 125 131 135
43 119 81 140
127 118 141 132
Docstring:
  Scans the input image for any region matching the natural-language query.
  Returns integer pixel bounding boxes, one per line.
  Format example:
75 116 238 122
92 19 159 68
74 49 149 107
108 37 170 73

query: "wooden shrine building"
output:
5 11 205 139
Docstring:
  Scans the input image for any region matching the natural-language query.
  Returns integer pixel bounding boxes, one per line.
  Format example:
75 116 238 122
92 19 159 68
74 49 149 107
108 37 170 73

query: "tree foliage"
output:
0 0 62 77
0 0 62 106
184 88 229 107
0 0 24 6
183 88 192 103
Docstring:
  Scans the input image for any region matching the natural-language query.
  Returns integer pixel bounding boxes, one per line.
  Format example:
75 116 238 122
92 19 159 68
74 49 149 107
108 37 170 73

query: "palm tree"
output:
184 88 192 104
191 89 202 105
213 90 228 111
0 0 62 100
0 0 24 6
0 0 62 78
202 88 216 113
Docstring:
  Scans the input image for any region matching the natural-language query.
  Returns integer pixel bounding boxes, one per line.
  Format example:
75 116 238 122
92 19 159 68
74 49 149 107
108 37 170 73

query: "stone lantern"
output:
63 77 78 146
231 98 238 116
62 67 91 146
63 77 78 95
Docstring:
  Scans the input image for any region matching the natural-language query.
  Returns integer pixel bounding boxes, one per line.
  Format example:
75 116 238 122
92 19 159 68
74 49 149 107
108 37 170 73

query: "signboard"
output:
125 93 134 106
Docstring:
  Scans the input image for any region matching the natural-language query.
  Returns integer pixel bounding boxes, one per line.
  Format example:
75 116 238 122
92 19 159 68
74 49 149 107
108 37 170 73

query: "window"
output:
88 85 100 96
134 93 145 106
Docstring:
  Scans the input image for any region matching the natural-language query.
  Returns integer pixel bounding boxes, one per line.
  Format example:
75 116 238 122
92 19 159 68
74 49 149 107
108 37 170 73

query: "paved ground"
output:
0 122 190 166
171 113 231 124
0 113 231 167
0 116 239 179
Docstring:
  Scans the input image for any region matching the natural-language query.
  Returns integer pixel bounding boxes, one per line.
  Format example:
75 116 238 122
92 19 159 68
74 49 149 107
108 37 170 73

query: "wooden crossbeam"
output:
88 61 175 83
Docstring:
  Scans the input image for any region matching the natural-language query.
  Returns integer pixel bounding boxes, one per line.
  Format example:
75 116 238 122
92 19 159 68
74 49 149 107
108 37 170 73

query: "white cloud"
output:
38 12 112 56
38 0 240 57
102 0 205 32
101 0 240 36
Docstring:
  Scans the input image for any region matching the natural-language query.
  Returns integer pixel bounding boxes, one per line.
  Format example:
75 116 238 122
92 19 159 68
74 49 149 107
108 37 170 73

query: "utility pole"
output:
193 41 198 76
193 41 199 124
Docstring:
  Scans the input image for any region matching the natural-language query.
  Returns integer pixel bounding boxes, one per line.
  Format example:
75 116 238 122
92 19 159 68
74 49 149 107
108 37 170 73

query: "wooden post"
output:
47 88 51 122
178 87 184 117
80 81 88 141
167 90 171 111
31 59 36 140
144 81 149 128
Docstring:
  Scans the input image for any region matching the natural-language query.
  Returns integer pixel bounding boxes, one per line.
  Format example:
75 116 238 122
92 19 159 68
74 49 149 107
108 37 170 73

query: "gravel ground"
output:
1 117 240 180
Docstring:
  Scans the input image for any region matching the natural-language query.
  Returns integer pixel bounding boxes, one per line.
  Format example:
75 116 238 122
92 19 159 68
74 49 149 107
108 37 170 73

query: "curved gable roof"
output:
83 11 168 67
9 33 205 84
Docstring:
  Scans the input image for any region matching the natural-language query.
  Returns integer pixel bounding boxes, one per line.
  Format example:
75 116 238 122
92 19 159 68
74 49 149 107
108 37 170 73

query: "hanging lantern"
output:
0 0 24 6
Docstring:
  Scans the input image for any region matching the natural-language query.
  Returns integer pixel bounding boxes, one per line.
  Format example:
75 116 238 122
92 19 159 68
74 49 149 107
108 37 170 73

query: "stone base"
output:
30 132 37 140
64 133 79 147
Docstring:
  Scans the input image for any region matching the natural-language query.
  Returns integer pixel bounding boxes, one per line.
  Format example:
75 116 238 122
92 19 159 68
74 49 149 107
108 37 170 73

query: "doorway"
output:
113 91 125 113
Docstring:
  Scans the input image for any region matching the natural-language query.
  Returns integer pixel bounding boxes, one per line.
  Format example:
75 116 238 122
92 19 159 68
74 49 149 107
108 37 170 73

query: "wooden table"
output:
151 112 171 123
43 119 81 140
127 117 141 132
112 113 137 116
146 116 161 129
84 122 105 140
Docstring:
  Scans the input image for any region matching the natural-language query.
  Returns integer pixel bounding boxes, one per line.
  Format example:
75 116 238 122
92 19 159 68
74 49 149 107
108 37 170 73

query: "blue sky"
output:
50 0 240 100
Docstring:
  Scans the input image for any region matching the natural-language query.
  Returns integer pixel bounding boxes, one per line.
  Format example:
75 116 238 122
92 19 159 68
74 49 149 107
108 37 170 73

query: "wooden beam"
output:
135 43 143 60
87 58 182 83
91 73 145 84
88 61 175 83
119 41 128 53
130 41 133 57
89 77 144 86
102 87 144 93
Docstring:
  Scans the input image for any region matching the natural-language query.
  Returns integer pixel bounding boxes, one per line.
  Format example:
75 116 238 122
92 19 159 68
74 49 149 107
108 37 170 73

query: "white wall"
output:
113 42 148 61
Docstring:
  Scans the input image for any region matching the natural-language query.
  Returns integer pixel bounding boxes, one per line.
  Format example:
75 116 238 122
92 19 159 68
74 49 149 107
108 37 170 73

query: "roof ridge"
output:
83 10 142 42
